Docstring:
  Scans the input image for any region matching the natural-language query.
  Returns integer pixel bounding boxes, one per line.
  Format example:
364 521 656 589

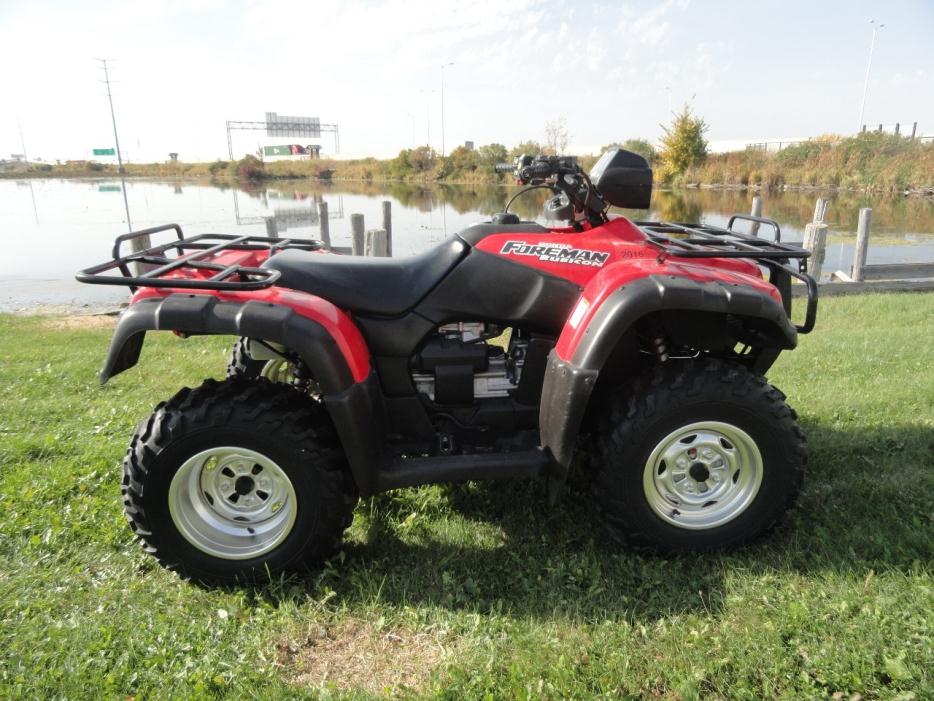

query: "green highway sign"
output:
93 148 116 156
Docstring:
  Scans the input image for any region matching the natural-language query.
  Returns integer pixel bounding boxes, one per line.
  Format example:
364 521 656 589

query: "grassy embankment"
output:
1 292 932 699
4 133 932 192
681 133 934 193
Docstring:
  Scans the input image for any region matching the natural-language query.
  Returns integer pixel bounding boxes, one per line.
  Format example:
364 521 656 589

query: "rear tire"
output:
121 377 357 584
592 358 805 552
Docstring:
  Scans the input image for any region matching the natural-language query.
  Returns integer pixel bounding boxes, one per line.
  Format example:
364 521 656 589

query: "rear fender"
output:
539 274 797 469
101 291 386 495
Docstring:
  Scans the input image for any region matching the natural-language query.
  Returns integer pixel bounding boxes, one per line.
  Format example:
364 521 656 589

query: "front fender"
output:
100 292 386 495
539 274 797 469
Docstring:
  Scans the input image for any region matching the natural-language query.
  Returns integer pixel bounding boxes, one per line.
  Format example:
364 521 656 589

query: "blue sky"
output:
1 0 931 162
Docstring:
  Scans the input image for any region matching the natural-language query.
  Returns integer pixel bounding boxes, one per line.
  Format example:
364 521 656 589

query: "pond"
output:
2 177 933 311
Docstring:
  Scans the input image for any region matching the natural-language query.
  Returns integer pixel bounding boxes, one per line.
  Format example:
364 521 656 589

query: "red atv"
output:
78 148 818 584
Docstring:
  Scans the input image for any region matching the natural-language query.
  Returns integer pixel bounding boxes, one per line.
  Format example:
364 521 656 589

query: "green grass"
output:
1 294 932 700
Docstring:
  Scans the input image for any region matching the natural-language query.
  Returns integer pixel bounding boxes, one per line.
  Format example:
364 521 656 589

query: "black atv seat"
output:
262 237 467 316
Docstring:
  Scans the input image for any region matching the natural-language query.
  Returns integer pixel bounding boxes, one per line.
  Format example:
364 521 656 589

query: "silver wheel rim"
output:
261 359 296 383
168 447 297 560
642 421 763 530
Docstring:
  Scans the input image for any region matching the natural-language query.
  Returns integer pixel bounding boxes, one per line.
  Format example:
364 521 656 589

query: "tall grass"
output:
683 133 934 192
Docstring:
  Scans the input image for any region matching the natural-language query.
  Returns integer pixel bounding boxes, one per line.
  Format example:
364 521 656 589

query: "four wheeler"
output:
77 147 818 584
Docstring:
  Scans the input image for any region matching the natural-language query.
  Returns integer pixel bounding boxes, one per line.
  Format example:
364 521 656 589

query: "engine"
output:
411 323 529 403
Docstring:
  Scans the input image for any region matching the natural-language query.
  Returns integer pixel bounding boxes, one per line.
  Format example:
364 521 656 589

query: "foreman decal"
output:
499 241 610 267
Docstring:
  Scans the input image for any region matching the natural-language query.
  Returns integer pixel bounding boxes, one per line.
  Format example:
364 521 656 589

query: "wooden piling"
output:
351 213 365 256
851 208 872 282
749 195 762 236
381 200 393 256
812 197 830 224
264 216 278 238
366 229 389 257
803 222 828 281
318 201 331 249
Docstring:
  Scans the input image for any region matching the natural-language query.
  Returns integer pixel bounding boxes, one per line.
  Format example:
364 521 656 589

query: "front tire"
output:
121 378 357 584
592 359 805 552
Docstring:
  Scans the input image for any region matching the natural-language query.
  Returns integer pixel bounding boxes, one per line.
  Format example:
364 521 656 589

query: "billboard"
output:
263 144 314 156
265 112 320 138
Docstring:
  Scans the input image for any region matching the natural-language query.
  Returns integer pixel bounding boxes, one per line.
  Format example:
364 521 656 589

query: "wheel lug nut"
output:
703 449 715 459
676 457 688 468
221 481 231 490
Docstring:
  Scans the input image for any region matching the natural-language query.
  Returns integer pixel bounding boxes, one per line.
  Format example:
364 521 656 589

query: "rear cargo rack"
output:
635 216 818 334
76 223 324 292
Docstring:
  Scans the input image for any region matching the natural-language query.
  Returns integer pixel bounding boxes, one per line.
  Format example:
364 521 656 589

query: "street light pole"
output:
857 20 884 133
440 61 454 157
420 89 435 151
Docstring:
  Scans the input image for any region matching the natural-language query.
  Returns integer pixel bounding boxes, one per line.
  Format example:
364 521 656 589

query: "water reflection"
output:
1 177 932 310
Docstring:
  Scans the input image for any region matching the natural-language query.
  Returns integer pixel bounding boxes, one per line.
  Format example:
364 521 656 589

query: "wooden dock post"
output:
365 229 389 257
803 223 828 281
318 201 331 250
351 213 365 256
851 208 872 282
264 216 278 238
381 200 393 256
812 197 830 223
749 195 762 236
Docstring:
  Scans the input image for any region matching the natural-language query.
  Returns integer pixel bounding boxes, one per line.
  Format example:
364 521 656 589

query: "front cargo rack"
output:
635 215 818 334
76 223 324 292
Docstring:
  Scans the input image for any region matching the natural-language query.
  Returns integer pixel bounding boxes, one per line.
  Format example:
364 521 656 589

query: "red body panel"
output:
474 217 783 361
124 216 784 378
132 282 371 383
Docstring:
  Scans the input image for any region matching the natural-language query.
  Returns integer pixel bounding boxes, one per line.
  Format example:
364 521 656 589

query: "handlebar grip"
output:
521 162 554 179
494 163 515 174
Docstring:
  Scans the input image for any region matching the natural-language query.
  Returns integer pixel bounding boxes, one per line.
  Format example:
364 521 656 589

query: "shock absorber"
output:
652 334 669 363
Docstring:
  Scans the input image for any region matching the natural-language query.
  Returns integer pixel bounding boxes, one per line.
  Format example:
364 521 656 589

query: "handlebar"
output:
494 153 607 225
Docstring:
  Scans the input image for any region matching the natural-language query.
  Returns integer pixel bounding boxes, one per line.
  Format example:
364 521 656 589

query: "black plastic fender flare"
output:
539 274 798 469
99 294 385 494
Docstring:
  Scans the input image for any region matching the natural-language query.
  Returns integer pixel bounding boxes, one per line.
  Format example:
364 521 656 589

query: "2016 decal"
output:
500 241 610 267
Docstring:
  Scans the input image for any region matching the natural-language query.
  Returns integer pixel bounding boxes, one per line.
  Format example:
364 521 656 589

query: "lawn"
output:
0 293 932 700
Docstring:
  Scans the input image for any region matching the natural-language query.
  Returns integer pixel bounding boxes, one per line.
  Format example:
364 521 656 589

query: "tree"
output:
623 139 656 163
658 106 708 179
478 143 508 168
508 140 544 159
544 117 570 155
446 145 480 174
208 159 228 176
600 139 656 163
407 146 435 172
235 155 265 181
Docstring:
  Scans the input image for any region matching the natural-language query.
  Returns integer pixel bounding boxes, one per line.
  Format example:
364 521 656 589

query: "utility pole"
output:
857 20 884 133
440 62 454 157
420 89 435 151
97 58 132 231
17 118 28 163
